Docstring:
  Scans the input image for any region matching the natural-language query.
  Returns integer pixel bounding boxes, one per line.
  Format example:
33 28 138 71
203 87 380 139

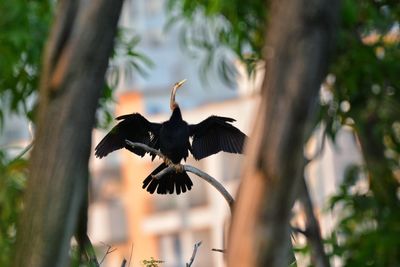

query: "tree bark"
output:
13 1 123 266
227 0 340 266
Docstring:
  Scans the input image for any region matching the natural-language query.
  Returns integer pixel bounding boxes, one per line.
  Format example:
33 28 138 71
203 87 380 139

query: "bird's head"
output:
170 79 186 110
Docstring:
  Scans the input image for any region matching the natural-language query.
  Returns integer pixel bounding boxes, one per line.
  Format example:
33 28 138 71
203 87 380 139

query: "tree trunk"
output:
227 0 340 266
13 1 123 266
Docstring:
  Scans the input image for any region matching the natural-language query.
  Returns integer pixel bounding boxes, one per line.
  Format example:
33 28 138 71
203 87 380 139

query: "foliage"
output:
0 3 152 130
0 152 27 266
321 0 400 143
142 257 164 267
322 1 400 264
327 165 400 266
0 5 43 263
0 1 52 125
98 28 154 128
86 28 154 129
166 0 267 84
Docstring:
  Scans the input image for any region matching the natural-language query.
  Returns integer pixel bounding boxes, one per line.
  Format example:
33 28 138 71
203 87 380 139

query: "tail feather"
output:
142 163 193 195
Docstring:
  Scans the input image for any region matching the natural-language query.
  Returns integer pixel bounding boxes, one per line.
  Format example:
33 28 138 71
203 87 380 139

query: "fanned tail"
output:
142 163 193 195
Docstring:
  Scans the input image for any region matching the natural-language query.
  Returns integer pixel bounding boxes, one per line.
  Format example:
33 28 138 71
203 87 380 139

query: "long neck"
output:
170 87 178 110
170 106 183 121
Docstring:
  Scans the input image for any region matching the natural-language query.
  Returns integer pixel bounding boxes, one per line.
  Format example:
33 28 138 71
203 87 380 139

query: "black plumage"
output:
95 80 246 194
142 163 193 195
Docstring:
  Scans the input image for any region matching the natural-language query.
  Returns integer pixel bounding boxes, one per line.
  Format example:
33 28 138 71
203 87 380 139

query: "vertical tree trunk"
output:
227 0 340 266
13 1 123 266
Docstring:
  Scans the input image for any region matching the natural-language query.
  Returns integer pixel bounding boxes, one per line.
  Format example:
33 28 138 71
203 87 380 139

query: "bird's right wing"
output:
95 113 161 159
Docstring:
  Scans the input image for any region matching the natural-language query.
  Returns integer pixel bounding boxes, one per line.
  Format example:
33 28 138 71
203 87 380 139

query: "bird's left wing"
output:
189 116 246 160
95 113 161 159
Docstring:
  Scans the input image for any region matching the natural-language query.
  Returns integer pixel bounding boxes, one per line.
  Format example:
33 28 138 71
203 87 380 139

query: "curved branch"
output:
185 165 234 210
125 141 235 211
151 165 175 179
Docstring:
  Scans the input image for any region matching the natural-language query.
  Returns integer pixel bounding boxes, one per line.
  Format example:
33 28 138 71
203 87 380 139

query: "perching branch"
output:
154 164 235 210
186 241 202 267
125 141 235 211
187 165 234 209
126 140 164 159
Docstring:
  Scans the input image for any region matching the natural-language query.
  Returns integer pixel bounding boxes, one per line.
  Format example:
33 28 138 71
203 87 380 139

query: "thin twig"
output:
99 242 117 265
299 176 330 267
291 226 307 237
8 141 34 164
125 141 235 212
128 243 134 267
211 248 226 253
186 241 202 267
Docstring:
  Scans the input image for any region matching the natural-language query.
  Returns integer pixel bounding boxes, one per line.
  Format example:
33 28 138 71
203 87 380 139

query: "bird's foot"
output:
162 156 174 166
172 163 184 173
162 156 183 172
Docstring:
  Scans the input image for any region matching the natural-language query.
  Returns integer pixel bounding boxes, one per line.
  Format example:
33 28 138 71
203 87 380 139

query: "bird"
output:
94 80 246 195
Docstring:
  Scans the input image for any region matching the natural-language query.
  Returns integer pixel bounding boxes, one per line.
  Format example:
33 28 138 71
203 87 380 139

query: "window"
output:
158 233 183 267
88 198 128 244
220 153 242 181
91 166 121 202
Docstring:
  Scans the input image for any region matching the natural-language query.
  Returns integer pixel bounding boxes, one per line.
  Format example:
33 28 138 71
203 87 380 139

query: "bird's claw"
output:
173 164 184 173
162 156 173 166
162 156 183 172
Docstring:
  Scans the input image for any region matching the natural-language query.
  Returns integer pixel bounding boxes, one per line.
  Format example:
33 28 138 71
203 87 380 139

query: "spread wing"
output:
95 113 161 159
189 116 246 160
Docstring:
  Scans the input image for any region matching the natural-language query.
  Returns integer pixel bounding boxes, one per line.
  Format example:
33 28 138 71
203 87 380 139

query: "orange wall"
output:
109 91 159 264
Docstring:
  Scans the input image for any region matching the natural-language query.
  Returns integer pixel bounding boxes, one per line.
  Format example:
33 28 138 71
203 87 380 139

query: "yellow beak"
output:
174 79 187 89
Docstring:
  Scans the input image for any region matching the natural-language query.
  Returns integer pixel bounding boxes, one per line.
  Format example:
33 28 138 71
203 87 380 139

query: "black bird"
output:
95 80 246 194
